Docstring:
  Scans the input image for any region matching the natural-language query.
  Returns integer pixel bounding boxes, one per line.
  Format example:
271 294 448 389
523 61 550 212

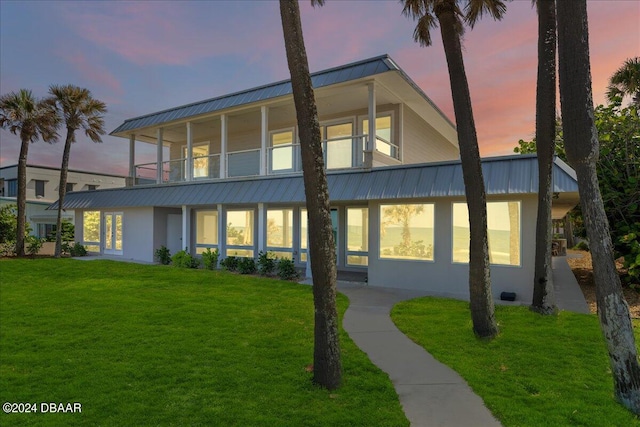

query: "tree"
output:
556 0 640 413
0 89 59 256
49 85 106 258
530 0 558 314
606 57 640 107
279 0 341 389
402 0 507 338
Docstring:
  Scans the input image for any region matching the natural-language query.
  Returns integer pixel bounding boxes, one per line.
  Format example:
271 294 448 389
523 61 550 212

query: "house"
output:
52 55 579 300
0 164 126 238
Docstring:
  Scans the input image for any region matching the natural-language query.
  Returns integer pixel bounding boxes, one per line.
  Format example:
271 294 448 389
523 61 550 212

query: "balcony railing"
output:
133 134 386 186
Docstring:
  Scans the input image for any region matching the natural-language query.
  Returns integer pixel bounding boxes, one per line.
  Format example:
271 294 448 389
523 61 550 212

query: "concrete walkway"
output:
337 256 589 427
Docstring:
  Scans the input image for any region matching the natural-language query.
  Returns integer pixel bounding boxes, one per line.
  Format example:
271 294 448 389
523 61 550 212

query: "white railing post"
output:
220 114 227 179
156 128 164 184
128 134 136 186
260 106 268 175
366 82 376 168
186 122 193 181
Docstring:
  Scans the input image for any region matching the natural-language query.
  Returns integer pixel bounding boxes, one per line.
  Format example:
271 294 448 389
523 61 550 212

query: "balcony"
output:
132 134 398 186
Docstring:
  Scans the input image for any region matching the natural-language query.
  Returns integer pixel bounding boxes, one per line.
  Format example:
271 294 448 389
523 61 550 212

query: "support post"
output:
186 122 193 181
257 203 265 253
220 115 227 179
156 128 164 184
182 205 191 253
128 134 136 187
260 106 268 175
365 82 376 168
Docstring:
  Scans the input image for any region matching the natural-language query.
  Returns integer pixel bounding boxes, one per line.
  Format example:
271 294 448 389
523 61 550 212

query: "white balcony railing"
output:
133 134 387 186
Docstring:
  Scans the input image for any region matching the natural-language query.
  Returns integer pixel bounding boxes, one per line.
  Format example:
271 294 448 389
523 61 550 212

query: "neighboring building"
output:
0 164 126 238
53 55 579 300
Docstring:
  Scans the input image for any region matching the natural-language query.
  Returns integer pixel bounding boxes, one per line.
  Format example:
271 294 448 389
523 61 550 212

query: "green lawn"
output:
0 259 407 427
392 297 640 426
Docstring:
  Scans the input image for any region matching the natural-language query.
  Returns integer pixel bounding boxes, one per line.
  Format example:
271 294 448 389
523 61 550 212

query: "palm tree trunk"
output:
16 136 29 257
437 4 497 338
55 130 73 257
279 0 341 389
531 0 558 314
557 0 640 413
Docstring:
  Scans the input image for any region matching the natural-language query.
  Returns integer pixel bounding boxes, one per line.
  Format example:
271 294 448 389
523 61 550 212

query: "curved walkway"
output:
338 282 501 427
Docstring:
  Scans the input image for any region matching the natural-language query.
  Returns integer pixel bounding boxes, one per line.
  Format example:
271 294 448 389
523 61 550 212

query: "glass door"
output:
104 212 123 255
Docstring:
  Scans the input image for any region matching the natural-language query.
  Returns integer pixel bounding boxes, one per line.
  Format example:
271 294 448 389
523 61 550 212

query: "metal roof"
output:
51 155 578 210
111 55 399 135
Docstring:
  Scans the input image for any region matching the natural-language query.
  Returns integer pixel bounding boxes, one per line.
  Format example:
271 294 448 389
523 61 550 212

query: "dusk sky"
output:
1 0 638 176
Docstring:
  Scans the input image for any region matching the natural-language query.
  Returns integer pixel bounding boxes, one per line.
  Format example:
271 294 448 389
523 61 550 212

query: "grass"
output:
0 259 408 426
391 297 640 427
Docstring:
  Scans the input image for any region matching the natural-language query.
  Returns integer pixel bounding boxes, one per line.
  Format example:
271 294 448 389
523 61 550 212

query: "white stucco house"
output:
52 55 579 300
0 164 126 238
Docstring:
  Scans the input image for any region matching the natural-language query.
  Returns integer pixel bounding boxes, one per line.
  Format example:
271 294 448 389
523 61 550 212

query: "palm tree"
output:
530 0 558 315
279 0 341 389
0 89 59 256
557 0 640 414
48 85 106 258
606 57 640 107
402 0 507 338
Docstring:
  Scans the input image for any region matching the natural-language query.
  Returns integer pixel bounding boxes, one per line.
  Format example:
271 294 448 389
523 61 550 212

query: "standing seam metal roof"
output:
111 55 399 135
51 155 578 210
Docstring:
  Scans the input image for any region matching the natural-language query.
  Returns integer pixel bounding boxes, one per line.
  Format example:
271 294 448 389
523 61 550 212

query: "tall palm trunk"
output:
531 0 558 314
55 129 73 257
557 0 640 413
16 136 30 257
437 4 497 338
279 0 341 389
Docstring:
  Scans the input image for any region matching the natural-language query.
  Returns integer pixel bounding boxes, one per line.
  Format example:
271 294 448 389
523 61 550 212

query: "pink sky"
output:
1 0 638 176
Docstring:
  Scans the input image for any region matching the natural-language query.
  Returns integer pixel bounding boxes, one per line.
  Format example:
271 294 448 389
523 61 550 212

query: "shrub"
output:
172 249 200 269
238 257 257 275
202 248 219 270
69 242 88 257
0 241 16 257
277 258 298 281
155 245 172 265
26 236 43 256
257 251 276 276
220 256 239 272
573 241 589 252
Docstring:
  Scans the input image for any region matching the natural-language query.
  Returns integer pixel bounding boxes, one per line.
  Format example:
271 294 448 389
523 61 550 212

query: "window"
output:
195 210 218 254
347 207 368 266
362 115 396 158
452 201 521 266
323 122 354 169
87 185 98 191
7 179 17 197
380 203 434 261
226 209 254 257
267 208 294 259
270 130 295 173
66 183 74 192
184 144 210 178
83 211 101 252
35 180 45 197
300 209 308 262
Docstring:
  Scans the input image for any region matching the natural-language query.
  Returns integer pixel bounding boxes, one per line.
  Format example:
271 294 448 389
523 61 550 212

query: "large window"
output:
452 201 521 266
380 203 434 261
347 207 368 266
184 144 210 178
270 130 295 173
362 115 396 158
6 179 17 197
267 208 294 259
323 122 354 169
83 211 101 252
226 209 254 257
195 210 218 254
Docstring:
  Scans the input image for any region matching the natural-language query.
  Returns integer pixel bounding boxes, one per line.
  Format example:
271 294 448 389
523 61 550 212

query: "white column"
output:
217 204 225 256
156 128 164 184
366 82 377 168
182 205 191 253
398 103 404 162
220 114 227 179
260 106 268 175
128 134 135 186
257 203 265 253
186 122 193 181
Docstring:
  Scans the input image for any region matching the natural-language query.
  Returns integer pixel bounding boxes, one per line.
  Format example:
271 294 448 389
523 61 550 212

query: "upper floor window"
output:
6 179 17 197
270 130 295 173
35 180 45 198
66 183 75 192
87 185 98 191
362 114 396 159
322 121 355 169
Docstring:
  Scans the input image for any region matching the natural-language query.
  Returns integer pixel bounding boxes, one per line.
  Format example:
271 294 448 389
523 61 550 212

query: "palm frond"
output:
465 0 508 28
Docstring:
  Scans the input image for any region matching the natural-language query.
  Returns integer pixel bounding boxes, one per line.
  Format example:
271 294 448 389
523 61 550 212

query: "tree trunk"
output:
279 0 341 389
563 215 574 248
531 0 558 315
557 0 640 413
16 136 29 257
55 129 73 257
437 4 497 338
